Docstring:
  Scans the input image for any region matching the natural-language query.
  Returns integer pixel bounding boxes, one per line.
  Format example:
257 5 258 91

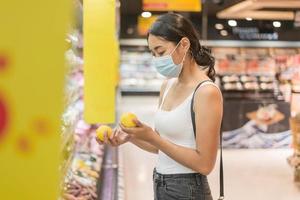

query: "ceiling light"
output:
246 17 253 21
273 21 281 28
215 23 224 30
220 30 228 36
141 11 152 18
228 20 237 27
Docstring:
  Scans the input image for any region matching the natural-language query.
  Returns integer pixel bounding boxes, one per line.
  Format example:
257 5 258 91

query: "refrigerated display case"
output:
61 31 119 200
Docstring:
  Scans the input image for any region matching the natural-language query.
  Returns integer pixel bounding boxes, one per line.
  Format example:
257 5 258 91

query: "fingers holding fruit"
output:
119 113 157 142
95 137 103 145
110 128 132 146
95 125 112 145
95 125 131 147
103 129 111 145
119 123 137 134
119 112 140 136
109 129 119 146
121 112 139 128
95 112 156 145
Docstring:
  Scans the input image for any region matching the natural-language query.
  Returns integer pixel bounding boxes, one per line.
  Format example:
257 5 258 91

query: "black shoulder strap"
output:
191 80 224 200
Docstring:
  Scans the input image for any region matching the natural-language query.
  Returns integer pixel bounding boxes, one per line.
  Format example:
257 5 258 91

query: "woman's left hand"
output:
119 119 158 142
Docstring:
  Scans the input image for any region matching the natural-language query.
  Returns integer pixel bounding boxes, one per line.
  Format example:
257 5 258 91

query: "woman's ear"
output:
180 37 190 51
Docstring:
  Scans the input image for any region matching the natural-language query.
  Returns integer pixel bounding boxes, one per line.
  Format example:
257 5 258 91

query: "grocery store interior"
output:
1 0 300 200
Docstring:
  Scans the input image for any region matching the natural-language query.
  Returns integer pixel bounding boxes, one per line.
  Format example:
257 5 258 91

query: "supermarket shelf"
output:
292 90 300 94
61 149 75 179
120 87 160 92
120 39 300 48
120 39 148 46
61 129 74 153
222 89 276 93
120 87 160 96
218 72 275 76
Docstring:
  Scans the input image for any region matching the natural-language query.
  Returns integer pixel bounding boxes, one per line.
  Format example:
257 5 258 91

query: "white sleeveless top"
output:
154 78 220 174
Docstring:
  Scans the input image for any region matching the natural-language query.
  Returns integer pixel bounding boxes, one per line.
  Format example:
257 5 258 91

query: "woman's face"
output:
148 34 187 65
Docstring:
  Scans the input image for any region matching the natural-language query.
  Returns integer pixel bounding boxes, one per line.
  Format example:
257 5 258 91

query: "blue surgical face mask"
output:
152 40 187 78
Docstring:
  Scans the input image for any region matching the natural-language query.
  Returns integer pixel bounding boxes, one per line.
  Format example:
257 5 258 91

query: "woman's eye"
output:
158 52 165 56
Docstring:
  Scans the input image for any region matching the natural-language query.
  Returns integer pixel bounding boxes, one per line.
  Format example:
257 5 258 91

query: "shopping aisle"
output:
119 96 300 200
119 96 158 200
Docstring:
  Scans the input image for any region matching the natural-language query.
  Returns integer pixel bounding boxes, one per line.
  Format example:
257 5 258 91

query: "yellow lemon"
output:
120 112 138 128
96 125 112 142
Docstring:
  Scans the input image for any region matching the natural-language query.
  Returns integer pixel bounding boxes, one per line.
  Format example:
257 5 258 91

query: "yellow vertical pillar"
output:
0 1 71 200
84 0 117 124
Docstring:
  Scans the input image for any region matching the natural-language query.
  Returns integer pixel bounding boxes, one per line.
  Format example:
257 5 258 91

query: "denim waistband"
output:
153 168 206 183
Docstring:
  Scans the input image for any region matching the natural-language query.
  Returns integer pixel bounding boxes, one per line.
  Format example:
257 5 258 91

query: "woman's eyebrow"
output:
153 46 163 51
149 45 163 53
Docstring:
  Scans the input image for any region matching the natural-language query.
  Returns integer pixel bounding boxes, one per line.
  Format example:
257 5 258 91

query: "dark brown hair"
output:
148 13 216 81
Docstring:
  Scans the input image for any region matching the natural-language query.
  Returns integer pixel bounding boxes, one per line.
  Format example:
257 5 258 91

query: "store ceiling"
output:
120 0 300 41
120 0 299 21
217 0 300 20
120 0 243 16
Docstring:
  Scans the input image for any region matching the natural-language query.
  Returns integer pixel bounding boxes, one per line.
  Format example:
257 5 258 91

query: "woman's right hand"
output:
95 127 131 147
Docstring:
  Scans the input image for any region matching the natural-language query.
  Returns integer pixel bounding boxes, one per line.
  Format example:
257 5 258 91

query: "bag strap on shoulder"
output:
190 80 224 200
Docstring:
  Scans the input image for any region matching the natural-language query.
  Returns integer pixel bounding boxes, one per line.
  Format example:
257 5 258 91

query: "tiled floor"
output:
119 96 300 200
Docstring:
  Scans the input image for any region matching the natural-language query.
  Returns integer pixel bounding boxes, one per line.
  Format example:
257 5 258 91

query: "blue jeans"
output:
153 168 213 200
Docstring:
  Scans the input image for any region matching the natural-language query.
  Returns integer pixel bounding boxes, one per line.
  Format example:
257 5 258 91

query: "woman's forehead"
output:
148 35 172 50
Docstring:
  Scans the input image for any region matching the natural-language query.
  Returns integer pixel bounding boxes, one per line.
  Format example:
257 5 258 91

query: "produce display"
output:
219 74 276 91
213 47 298 149
260 76 274 82
223 82 243 90
119 47 297 94
276 54 300 83
62 141 104 200
214 47 275 74
61 31 107 200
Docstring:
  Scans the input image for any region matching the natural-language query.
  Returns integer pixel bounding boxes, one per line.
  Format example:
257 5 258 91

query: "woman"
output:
97 13 223 200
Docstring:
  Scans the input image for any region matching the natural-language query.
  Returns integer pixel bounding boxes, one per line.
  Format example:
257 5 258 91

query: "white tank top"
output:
154 78 220 174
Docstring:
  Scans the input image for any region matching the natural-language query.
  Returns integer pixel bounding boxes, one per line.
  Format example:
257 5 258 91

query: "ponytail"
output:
192 46 216 82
